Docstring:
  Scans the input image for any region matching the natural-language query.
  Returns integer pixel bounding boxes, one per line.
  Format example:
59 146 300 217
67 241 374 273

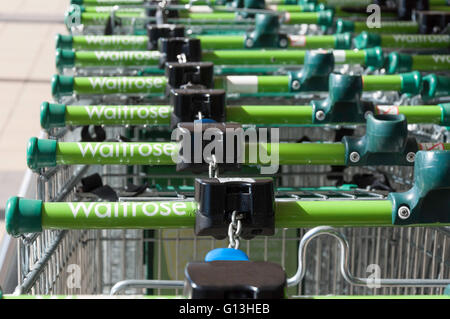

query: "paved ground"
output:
0 0 68 291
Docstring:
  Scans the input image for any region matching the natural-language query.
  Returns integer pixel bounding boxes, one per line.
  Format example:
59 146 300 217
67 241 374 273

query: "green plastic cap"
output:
353 32 381 49
317 9 334 28
56 49 75 73
27 137 57 171
387 52 412 74
40 102 67 130
334 32 352 49
71 0 83 4
55 34 73 50
400 71 422 95
6 197 43 237
422 74 450 101
51 75 74 99
439 103 450 126
364 46 384 69
335 19 354 34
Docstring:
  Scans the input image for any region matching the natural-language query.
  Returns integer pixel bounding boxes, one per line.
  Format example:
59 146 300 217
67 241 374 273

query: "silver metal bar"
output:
110 279 184 295
287 226 450 288
14 230 68 295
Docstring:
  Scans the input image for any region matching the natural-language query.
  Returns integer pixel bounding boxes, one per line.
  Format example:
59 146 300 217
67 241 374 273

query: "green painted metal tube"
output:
27 139 348 169
41 103 449 129
362 75 402 92
343 20 419 34
57 34 352 51
227 105 312 124
282 12 322 25
61 48 370 69
362 72 422 95
44 199 394 228
354 32 450 50
202 50 306 65
76 0 145 5
53 75 295 98
274 200 393 228
379 34 450 49
412 55 450 71
374 105 443 125
214 75 290 93
194 35 246 50
388 53 450 73
5 196 395 237
245 143 347 165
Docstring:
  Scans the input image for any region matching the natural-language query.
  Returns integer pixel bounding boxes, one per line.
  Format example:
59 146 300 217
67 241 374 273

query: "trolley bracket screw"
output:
315 110 325 121
406 152 415 163
291 80 300 91
279 38 288 48
349 151 360 163
398 206 411 220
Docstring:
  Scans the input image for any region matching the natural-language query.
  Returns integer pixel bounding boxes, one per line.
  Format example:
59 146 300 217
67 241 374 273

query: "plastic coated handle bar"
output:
55 33 353 51
56 48 383 71
40 103 450 129
26 138 450 170
51 72 423 98
4 196 396 236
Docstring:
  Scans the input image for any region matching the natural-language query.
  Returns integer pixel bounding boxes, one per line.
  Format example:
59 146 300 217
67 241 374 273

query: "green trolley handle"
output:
4 197 396 236
74 10 334 28
336 19 420 34
51 72 422 98
56 48 384 72
40 103 450 129
354 32 450 50
81 3 322 13
387 53 450 74
25 138 450 170
55 33 353 51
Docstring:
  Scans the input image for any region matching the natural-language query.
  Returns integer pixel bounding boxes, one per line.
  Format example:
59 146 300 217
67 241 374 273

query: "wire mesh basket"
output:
13 123 450 297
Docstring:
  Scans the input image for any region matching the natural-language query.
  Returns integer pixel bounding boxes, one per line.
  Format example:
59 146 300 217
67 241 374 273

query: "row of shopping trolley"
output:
2 0 450 299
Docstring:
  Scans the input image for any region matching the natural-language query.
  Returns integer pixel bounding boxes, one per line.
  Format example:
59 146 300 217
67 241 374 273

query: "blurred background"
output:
0 0 67 292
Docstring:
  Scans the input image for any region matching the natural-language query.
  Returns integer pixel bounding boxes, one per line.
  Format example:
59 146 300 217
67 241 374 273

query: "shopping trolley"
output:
2 0 450 299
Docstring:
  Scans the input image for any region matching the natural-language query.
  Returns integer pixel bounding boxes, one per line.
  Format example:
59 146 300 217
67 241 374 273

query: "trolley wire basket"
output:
13 123 450 297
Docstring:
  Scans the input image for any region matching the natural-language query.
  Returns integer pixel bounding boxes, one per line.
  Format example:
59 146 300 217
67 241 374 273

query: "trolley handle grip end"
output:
5 196 43 237
27 137 57 171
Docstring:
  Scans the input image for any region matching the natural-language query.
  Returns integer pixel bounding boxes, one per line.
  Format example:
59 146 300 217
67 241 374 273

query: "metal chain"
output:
228 211 243 249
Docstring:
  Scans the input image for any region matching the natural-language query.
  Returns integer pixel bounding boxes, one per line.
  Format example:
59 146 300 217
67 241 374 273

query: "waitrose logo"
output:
88 77 165 90
392 34 450 43
77 142 176 158
84 105 170 120
84 36 147 45
431 55 450 63
68 202 191 218
93 51 160 62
